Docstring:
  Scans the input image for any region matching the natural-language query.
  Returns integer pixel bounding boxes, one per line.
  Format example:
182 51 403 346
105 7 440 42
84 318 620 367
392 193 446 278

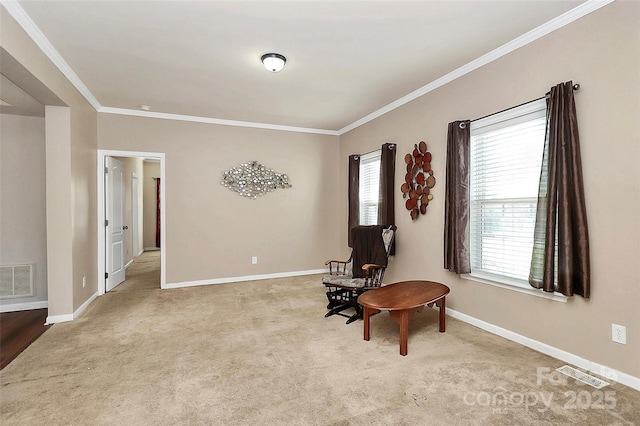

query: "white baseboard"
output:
0 300 48 313
164 268 327 289
144 247 160 251
46 291 98 325
447 308 640 392
45 313 73 324
124 259 134 269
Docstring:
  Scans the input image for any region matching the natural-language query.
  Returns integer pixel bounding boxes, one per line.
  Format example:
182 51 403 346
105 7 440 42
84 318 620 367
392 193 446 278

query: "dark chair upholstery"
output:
322 225 396 324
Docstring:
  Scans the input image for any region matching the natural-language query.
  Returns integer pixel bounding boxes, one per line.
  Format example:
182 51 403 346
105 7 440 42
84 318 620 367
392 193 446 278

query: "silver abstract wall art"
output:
221 161 292 199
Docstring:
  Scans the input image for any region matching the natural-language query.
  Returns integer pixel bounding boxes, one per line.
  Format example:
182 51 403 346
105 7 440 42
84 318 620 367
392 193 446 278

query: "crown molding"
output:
98 107 340 136
0 0 102 110
3 0 614 136
337 0 616 135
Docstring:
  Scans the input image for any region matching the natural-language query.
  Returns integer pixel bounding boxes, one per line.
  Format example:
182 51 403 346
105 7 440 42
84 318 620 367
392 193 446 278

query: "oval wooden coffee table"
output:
358 280 450 356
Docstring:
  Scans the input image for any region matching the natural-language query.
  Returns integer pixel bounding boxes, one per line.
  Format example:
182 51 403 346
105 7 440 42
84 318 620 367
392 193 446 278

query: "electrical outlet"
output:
612 324 626 344
252 256 258 265
82 276 86 288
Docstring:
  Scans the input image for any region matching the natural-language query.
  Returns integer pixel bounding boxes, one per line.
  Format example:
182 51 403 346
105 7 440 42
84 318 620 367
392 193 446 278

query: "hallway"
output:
112 250 161 293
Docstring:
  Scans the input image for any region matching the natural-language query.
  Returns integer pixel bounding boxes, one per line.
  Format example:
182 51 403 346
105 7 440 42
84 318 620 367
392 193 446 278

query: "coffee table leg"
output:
363 306 378 341
389 309 410 356
399 309 409 356
437 296 446 332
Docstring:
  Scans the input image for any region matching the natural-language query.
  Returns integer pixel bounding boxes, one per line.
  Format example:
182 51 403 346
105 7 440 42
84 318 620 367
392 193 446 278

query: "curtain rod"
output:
459 83 580 129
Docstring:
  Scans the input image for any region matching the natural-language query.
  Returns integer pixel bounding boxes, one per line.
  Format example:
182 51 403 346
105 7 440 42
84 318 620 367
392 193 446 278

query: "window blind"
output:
359 150 381 226
469 101 546 282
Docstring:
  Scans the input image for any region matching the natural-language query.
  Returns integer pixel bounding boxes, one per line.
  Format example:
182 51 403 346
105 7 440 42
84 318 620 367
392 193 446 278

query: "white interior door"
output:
105 157 125 291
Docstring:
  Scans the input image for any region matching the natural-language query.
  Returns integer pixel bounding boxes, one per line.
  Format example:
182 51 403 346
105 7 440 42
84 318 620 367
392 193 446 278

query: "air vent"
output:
556 365 609 389
0 264 34 298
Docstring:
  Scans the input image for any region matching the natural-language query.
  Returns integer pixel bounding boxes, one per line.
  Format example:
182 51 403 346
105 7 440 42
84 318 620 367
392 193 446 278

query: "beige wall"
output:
45 106 73 315
340 1 640 378
98 115 341 283
70 106 98 312
1 11 98 316
0 114 47 306
143 161 160 250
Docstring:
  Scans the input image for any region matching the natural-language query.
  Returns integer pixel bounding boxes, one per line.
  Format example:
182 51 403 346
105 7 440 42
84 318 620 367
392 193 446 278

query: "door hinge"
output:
105 272 109 279
105 219 109 226
105 166 108 174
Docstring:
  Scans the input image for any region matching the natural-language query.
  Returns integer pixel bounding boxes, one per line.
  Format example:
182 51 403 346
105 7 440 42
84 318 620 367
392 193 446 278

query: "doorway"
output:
97 150 166 295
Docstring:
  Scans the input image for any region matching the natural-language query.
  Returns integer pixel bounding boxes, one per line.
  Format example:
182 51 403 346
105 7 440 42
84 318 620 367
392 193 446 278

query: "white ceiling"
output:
8 0 591 132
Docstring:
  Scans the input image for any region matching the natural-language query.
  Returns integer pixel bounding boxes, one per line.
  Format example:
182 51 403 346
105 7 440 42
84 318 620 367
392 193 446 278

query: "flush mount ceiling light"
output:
261 53 286 72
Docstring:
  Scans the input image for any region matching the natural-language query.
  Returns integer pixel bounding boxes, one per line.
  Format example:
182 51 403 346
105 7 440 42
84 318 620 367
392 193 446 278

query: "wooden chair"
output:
322 225 396 324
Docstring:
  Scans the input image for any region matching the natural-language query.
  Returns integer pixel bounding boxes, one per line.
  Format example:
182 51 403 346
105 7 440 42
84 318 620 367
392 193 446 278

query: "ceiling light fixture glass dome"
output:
261 53 286 72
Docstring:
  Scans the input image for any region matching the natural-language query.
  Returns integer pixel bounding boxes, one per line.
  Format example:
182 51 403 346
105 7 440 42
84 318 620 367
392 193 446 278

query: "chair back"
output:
323 225 396 284
360 225 395 289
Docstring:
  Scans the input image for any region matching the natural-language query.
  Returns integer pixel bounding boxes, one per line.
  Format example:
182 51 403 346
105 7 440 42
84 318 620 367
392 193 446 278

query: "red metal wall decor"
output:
401 141 436 220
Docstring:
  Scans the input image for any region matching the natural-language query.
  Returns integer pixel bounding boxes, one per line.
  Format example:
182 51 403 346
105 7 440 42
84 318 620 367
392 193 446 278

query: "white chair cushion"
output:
322 274 366 289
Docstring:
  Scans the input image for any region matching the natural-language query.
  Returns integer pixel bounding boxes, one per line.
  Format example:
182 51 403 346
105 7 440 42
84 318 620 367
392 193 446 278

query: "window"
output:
469 99 546 285
359 150 381 225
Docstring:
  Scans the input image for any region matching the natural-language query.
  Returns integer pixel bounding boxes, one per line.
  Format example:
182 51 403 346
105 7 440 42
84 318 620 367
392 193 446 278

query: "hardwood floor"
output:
0 309 50 370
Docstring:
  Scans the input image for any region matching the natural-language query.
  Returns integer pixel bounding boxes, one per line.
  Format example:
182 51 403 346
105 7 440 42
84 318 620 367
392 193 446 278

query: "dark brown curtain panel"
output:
378 143 396 254
347 155 360 247
529 81 590 297
155 178 161 248
444 121 471 274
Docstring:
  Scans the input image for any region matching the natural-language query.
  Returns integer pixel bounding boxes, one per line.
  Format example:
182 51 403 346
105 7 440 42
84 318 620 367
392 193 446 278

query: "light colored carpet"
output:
1 251 639 425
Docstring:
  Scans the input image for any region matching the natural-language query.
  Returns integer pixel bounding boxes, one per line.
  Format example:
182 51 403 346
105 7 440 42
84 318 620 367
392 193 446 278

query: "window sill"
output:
461 272 568 303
